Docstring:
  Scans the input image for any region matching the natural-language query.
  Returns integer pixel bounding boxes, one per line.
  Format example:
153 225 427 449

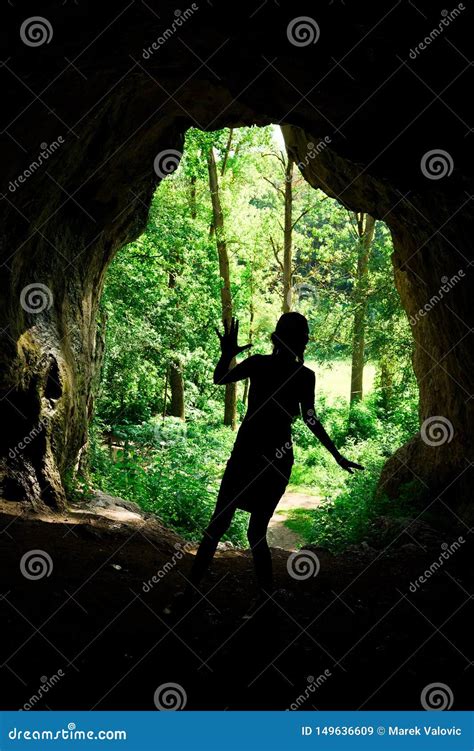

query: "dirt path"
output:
267 491 322 550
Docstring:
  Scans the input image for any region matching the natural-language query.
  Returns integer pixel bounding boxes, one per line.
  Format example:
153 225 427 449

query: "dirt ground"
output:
0 495 472 711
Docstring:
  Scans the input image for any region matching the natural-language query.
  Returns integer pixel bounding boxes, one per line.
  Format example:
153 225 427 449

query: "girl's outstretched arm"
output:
301 371 364 474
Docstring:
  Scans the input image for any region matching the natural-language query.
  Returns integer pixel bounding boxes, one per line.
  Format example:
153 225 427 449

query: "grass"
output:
286 484 321 496
307 358 376 402
282 508 316 543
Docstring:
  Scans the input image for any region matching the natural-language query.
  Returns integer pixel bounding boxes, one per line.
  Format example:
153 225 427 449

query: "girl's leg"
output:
189 499 236 587
247 511 274 595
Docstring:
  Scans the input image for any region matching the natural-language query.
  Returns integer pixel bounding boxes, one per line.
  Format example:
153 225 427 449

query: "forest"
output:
79 125 419 551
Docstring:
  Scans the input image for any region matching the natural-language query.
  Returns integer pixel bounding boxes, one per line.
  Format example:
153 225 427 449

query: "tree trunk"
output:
350 213 376 404
283 156 294 313
221 128 234 176
207 144 236 429
166 270 185 420
379 354 394 413
189 175 197 220
168 360 185 419
242 260 255 407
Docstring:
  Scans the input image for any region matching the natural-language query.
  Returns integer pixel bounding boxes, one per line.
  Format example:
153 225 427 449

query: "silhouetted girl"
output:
186 313 363 614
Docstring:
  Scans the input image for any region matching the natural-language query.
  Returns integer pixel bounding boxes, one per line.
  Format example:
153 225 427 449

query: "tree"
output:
349 213 376 404
268 153 295 313
207 141 237 428
167 266 185 420
283 155 294 312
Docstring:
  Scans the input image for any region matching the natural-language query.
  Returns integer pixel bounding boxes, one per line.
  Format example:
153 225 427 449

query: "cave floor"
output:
0 498 472 711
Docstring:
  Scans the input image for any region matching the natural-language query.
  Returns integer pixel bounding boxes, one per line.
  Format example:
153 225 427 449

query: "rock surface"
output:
0 1 473 519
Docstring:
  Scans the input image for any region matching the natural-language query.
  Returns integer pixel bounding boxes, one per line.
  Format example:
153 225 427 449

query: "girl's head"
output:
271 312 309 362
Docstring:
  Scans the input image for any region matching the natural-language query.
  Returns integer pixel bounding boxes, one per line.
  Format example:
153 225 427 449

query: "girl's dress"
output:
216 353 315 516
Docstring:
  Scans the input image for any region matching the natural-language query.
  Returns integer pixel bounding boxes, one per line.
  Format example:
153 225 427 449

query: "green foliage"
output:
86 124 420 551
286 389 418 552
89 417 248 545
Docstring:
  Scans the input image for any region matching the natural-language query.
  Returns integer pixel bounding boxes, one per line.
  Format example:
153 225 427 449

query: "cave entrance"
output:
2 1 472 535
2 3 473 714
87 124 417 552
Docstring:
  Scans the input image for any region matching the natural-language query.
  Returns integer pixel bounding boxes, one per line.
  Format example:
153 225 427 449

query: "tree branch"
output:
262 175 285 197
220 128 234 176
270 236 284 273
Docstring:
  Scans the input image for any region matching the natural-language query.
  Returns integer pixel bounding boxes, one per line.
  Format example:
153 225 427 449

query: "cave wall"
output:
283 127 474 518
0 0 473 517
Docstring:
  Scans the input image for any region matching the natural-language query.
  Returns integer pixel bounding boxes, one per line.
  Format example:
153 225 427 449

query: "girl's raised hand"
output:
215 318 252 358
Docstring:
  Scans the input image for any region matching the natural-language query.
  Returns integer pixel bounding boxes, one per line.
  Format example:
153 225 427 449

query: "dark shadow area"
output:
1 503 472 710
1 0 473 713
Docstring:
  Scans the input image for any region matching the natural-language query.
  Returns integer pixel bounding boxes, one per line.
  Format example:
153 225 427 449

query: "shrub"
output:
87 417 248 545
